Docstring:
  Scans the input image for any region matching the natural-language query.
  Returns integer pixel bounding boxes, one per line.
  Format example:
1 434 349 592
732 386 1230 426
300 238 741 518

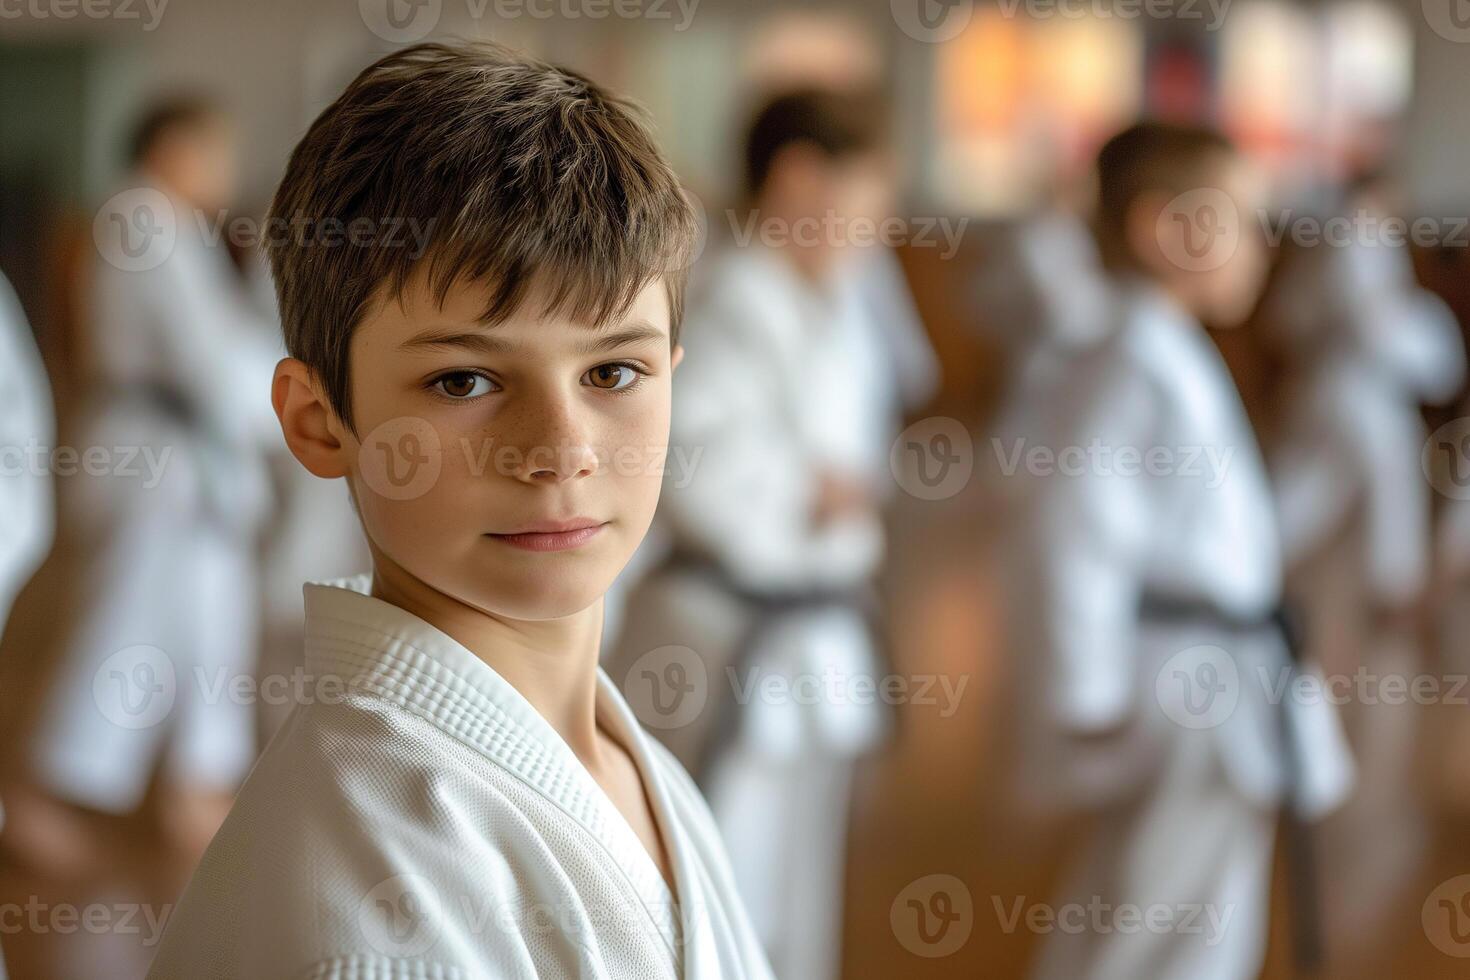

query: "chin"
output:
464 569 608 622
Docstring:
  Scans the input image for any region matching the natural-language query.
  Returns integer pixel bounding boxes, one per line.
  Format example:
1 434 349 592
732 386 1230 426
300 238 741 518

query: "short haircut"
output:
127 98 224 166
741 88 885 202
1094 121 1237 267
266 41 697 432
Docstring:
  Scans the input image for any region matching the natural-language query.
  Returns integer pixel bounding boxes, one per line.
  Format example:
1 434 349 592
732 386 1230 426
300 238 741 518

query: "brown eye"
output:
586 364 639 391
434 372 491 398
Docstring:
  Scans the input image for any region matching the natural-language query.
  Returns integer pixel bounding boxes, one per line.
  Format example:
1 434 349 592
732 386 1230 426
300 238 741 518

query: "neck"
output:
368 553 608 762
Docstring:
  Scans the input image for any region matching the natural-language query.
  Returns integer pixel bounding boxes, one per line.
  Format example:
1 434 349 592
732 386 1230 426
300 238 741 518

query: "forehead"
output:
358 263 671 346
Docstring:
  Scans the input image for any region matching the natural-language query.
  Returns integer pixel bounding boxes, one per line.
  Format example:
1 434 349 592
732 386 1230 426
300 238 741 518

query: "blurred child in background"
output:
611 88 932 980
1021 123 1354 980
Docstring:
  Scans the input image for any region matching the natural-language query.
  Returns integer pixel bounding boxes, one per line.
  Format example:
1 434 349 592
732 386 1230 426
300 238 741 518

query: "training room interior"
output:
3 0 1470 977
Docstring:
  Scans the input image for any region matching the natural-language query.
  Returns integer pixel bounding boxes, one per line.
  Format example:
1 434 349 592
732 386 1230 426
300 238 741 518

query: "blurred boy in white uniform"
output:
1022 124 1353 980
22 101 280 865
1266 176 1464 948
610 89 930 980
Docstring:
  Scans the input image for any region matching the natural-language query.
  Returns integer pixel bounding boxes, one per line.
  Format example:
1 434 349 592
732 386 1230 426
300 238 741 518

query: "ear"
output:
272 357 352 479
670 343 685 371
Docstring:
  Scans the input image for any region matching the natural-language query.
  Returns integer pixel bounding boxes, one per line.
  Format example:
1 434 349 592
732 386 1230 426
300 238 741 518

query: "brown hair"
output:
1094 121 1236 270
742 87 886 203
127 97 225 166
266 41 696 432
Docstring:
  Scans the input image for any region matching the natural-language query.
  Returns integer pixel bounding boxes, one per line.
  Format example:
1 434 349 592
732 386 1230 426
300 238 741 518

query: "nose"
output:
502 390 600 485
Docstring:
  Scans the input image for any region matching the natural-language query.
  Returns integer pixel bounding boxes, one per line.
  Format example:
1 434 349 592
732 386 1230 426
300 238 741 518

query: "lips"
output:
486 519 607 553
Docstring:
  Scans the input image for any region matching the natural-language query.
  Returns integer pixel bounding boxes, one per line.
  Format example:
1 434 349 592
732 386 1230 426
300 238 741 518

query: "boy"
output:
147 42 771 980
609 88 931 980
1019 123 1353 980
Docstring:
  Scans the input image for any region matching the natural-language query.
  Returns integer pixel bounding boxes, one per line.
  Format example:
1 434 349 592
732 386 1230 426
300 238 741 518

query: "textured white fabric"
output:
147 576 772 980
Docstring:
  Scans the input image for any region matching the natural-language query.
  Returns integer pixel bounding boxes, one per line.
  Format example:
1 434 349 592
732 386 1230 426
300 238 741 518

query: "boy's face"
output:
340 268 681 623
1134 153 1269 328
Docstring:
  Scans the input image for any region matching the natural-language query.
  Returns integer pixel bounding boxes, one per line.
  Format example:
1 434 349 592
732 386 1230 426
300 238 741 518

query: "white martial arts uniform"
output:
0 270 53 980
0 270 54 637
1019 281 1354 980
30 182 281 812
146 576 774 980
1268 233 1464 946
609 243 930 980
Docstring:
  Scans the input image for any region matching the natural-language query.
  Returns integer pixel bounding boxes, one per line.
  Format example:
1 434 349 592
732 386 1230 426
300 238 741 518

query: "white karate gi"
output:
1020 281 1354 980
146 576 774 980
0 270 54 635
30 183 281 812
0 270 51 980
609 243 930 980
1268 234 1464 946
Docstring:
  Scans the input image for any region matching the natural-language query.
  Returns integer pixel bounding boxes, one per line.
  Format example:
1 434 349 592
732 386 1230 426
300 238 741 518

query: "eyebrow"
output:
398 321 667 356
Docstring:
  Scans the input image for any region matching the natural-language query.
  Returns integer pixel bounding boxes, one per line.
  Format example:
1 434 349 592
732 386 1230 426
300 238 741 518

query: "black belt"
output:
660 549 881 785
